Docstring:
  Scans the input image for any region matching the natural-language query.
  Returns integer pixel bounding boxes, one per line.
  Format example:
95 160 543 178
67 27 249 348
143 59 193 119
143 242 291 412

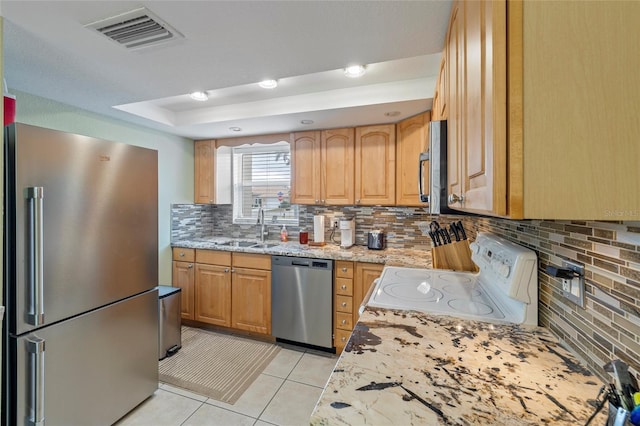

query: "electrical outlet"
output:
333 220 339 229
561 260 585 308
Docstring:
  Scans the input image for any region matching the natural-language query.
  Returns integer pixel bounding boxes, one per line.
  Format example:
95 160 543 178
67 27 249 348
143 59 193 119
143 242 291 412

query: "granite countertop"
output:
311 308 606 425
172 237 432 268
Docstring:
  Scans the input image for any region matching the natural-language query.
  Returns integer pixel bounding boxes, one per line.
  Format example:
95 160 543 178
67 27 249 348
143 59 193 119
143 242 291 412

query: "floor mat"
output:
159 326 281 404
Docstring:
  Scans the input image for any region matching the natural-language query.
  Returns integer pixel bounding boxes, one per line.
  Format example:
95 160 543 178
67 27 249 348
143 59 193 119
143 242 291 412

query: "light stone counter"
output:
171 238 432 268
311 308 606 425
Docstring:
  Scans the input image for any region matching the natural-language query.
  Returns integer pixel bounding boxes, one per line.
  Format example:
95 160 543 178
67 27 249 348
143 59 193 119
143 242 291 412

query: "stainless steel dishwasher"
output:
271 256 333 349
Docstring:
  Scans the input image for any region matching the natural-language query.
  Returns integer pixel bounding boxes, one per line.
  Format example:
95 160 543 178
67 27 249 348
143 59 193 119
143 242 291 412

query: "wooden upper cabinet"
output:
446 2 464 209
445 0 507 216
355 125 396 205
321 128 355 205
291 129 354 205
442 0 640 219
396 112 430 206
194 140 215 204
290 131 321 205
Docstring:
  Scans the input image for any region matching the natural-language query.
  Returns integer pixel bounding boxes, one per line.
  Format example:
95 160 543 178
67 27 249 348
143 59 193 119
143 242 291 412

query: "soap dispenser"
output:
280 225 288 242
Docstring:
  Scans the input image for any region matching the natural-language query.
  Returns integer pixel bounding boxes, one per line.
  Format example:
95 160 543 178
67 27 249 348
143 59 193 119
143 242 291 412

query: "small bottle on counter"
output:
280 225 288 242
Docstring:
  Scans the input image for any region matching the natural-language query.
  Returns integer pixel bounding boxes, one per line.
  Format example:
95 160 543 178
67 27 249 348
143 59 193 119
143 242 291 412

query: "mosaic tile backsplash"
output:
171 203 640 383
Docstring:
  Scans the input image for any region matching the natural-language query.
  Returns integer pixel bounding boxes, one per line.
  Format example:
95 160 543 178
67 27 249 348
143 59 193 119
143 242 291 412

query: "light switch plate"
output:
561 260 585 308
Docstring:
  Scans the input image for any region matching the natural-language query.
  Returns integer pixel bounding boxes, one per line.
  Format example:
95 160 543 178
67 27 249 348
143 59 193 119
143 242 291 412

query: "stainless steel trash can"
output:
157 285 182 360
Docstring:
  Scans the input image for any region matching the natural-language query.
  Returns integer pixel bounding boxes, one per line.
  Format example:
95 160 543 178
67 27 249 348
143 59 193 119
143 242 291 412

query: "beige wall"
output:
11 90 194 284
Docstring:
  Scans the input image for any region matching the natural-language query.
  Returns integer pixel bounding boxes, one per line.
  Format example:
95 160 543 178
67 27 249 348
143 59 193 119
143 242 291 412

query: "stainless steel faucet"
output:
257 204 268 242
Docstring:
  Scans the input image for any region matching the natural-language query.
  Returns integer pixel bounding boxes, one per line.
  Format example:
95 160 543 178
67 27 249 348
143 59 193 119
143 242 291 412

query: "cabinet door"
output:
321 128 355 205
172 261 195 320
460 0 507 215
194 140 215 204
195 264 231 327
447 2 464 206
231 268 271 335
396 112 430 206
290 131 321 205
353 262 384 326
355 125 396 205
437 53 448 120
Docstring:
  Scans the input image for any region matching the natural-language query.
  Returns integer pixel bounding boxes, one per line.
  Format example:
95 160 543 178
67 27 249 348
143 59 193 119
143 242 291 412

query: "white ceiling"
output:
1 1 452 140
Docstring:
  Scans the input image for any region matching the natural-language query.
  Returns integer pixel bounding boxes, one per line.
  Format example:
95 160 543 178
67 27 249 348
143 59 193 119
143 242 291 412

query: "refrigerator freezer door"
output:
8 123 158 335
11 289 158 426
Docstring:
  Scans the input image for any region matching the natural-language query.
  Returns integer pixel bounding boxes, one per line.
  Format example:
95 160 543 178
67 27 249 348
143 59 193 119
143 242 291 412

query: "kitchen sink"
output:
213 240 279 249
251 243 279 249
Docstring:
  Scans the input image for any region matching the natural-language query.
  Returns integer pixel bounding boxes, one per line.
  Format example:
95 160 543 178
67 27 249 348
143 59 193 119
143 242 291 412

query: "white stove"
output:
367 233 539 325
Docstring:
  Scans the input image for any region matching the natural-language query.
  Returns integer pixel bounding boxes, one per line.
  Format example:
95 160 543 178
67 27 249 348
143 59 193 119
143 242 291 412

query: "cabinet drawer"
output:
335 295 353 314
335 329 352 348
196 249 231 266
335 278 353 296
335 261 354 279
336 312 353 331
173 248 195 262
232 253 271 270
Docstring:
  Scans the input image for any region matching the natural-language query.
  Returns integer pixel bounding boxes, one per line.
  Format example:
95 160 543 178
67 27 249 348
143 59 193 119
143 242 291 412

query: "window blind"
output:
232 142 298 225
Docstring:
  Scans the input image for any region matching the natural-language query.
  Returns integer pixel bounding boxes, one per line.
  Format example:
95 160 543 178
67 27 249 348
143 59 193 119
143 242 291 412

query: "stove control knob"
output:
498 263 510 278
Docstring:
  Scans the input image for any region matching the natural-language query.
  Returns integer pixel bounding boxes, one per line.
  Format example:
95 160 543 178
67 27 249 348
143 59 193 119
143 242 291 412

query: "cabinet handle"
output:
341 285 347 290
341 267 347 272
356 199 360 204
224 268 229 273
341 336 347 342
179 252 185 257
315 199 319 204
209 200 213 203
448 193 464 205
341 319 347 325
321 199 325 204
341 302 347 307
231 269 235 273
188 264 193 269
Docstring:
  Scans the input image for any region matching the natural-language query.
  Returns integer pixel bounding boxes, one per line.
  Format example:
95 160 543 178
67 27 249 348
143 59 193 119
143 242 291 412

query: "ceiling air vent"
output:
85 7 184 50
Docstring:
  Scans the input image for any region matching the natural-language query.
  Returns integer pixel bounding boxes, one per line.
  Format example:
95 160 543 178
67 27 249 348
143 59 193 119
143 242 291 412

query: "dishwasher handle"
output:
291 260 311 267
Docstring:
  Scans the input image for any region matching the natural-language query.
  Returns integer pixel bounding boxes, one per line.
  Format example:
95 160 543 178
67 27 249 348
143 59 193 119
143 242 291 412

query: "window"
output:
232 142 298 225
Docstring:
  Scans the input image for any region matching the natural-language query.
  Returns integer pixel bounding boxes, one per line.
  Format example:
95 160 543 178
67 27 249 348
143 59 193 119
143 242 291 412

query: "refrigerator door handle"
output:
26 187 45 326
27 335 46 426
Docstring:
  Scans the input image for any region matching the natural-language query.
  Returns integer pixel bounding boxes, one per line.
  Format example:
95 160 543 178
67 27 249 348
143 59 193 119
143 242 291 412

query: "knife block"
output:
431 240 479 272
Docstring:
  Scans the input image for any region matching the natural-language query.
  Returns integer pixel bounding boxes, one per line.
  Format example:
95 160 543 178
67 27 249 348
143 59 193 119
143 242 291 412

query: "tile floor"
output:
115 343 339 426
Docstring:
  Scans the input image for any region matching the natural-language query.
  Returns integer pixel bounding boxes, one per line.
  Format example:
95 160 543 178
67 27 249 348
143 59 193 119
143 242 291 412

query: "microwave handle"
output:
418 152 430 203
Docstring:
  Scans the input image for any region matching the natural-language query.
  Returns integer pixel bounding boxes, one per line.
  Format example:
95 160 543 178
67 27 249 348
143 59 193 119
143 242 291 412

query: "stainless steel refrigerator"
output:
2 123 160 425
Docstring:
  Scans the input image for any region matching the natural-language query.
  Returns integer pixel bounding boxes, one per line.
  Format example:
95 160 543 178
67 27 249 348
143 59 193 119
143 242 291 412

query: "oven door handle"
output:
418 152 430 203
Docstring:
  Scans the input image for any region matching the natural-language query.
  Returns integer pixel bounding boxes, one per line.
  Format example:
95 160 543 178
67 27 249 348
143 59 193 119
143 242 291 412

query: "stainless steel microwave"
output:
418 120 457 214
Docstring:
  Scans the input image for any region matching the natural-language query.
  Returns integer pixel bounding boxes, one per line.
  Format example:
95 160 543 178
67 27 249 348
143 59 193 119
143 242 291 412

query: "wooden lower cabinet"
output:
333 261 384 353
231 267 271 334
195 264 231 327
172 260 195 320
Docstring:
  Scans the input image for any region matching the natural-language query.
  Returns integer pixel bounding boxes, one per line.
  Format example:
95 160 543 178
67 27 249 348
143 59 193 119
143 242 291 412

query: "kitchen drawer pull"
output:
26 187 45 326
179 252 185 257
341 319 347 325
188 264 193 269
340 284 347 290
341 267 347 272
224 268 229 273
341 336 347 342
341 302 348 307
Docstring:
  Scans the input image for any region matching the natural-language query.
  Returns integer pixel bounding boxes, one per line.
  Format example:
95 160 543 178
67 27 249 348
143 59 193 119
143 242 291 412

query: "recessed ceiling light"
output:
258 79 278 89
189 91 209 101
300 120 314 125
229 127 242 132
344 65 366 78
384 111 401 117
